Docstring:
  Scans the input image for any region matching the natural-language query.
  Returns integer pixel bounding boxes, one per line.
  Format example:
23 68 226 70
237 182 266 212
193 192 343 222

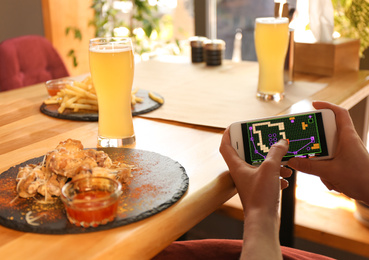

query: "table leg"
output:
279 168 296 247
349 96 369 145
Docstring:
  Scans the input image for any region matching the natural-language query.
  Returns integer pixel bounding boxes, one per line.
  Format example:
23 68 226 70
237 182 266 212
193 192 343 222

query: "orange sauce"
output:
47 88 61 96
65 190 119 227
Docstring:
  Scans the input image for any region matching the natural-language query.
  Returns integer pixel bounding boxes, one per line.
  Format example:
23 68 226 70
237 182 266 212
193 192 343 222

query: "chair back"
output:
0 35 69 91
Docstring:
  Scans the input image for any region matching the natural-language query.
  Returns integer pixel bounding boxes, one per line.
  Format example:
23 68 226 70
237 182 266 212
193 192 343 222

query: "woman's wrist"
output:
244 208 280 236
240 209 282 260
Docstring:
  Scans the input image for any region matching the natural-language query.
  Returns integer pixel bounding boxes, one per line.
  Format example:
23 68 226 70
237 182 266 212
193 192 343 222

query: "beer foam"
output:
256 17 289 24
90 45 132 53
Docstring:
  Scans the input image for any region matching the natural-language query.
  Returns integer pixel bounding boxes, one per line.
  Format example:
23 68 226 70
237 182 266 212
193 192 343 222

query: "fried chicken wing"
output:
56 139 84 152
85 149 113 168
74 165 133 184
16 139 133 201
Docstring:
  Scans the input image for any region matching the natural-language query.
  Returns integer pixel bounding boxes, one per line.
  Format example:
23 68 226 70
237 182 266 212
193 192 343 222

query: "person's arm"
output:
242 209 281 260
220 128 291 260
288 101 369 205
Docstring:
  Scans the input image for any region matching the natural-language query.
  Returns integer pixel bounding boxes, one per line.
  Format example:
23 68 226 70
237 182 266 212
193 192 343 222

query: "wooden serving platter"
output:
0 148 188 234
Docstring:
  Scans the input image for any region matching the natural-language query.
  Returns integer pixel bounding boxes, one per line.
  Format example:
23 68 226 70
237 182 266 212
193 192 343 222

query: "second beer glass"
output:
255 17 289 101
89 37 135 147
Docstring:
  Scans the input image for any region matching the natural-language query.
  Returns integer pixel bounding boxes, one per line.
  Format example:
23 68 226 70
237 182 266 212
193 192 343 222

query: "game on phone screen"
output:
241 112 329 165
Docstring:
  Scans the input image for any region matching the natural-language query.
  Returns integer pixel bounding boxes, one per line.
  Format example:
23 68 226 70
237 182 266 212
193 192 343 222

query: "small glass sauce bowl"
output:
45 79 74 96
61 177 122 228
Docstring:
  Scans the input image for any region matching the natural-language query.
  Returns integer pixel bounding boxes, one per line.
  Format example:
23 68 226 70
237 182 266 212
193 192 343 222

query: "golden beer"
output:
89 37 135 147
255 17 289 101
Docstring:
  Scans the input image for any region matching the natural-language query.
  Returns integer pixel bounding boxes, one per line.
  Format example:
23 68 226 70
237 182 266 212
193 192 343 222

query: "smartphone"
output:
229 109 337 165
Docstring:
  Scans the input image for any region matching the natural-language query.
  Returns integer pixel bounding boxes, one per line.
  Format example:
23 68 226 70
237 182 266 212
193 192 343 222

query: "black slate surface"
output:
40 89 164 121
0 148 188 234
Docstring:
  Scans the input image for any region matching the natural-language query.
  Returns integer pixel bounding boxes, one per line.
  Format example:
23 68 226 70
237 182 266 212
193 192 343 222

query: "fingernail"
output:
278 139 288 145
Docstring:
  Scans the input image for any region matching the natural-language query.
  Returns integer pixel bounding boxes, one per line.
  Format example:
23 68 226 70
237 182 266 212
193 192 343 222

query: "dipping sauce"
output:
45 79 74 96
61 177 122 228
64 190 119 227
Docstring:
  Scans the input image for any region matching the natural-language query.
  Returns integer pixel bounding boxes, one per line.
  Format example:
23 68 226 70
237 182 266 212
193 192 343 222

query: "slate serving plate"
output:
0 148 188 234
40 89 164 121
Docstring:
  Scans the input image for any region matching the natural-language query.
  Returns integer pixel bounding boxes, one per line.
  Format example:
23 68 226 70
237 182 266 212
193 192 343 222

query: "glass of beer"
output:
254 17 289 102
89 37 135 147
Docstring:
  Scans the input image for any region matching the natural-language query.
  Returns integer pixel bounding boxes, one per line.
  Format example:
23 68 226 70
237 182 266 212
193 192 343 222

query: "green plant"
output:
65 26 82 67
90 0 122 37
332 0 369 56
90 0 162 55
66 0 182 67
132 0 160 38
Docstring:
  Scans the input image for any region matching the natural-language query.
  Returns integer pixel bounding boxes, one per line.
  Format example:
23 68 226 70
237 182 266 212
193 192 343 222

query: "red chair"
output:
0 35 69 92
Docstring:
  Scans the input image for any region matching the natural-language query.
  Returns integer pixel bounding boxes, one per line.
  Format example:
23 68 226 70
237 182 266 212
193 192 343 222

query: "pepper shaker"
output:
189 36 208 63
204 39 225 66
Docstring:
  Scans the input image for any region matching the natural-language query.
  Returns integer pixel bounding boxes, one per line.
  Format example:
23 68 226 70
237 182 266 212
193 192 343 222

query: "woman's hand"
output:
220 127 291 260
220 127 291 216
288 101 369 205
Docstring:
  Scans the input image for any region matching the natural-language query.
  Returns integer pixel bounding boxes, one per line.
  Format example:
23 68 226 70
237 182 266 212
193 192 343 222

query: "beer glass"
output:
89 37 135 147
255 17 289 101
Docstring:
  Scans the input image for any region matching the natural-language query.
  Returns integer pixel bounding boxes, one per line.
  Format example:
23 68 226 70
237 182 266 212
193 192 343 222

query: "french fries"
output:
148 91 164 104
44 77 98 113
131 88 143 105
44 76 145 114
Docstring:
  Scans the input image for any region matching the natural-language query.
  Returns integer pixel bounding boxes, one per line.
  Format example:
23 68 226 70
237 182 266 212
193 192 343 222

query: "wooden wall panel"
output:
41 0 95 76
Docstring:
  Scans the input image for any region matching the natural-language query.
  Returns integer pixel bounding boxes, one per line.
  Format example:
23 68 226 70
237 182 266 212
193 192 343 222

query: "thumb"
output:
288 157 328 177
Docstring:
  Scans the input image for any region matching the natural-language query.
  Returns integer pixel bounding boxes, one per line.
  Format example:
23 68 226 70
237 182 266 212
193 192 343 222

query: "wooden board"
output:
133 60 328 128
0 148 188 234
40 89 164 121
41 0 96 76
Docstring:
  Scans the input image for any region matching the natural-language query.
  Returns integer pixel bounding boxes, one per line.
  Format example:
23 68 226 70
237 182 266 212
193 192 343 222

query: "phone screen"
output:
241 112 328 165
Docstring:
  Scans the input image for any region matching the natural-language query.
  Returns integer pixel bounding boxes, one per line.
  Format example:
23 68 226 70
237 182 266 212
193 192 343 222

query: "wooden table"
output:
0 87 233 260
1 59 369 259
